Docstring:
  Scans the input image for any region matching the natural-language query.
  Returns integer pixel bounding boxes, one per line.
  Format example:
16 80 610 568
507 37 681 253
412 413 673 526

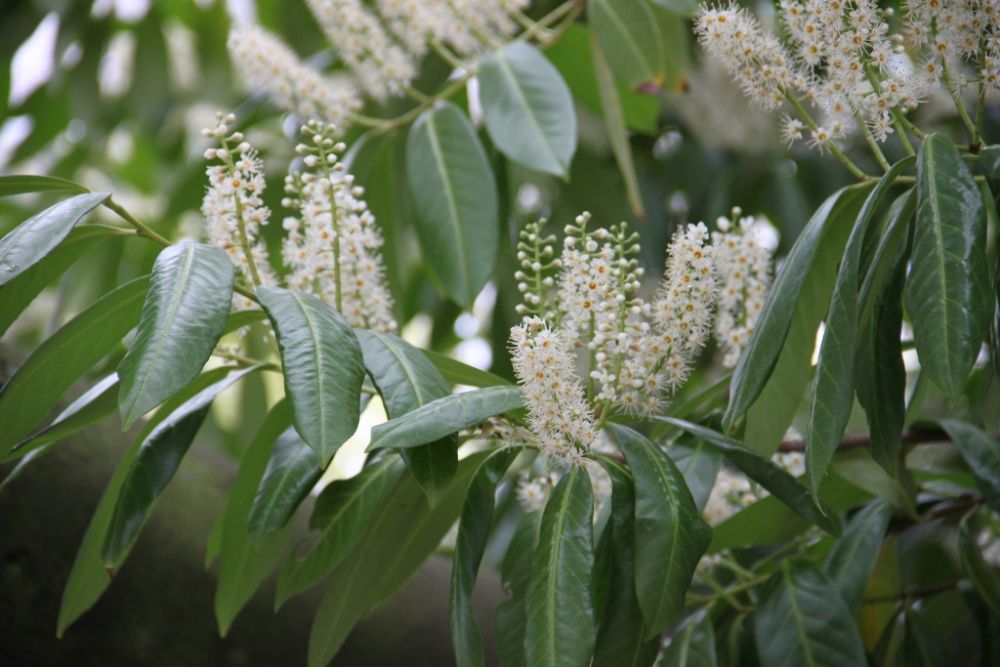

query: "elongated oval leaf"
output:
215 401 294 636
906 133 991 398
0 275 149 452
406 102 498 307
0 191 109 286
0 174 90 197
451 449 519 667
657 609 717 667
276 455 405 608
479 42 577 176
959 508 1000 615
823 500 892 612
667 433 722 512
246 426 323 534
588 0 664 89
257 286 365 466
524 466 596 667
609 424 711 635
656 417 842 537
118 242 235 428
940 419 1000 513
368 385 523 451
754 561 866 666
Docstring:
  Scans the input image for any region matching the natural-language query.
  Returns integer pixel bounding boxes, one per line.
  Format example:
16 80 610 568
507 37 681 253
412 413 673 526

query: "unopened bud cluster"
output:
514 219 560 320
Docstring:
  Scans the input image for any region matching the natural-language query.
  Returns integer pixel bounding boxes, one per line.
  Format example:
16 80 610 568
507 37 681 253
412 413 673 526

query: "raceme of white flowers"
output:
509 212 774 466
695 0 1000 150
201 113 395 330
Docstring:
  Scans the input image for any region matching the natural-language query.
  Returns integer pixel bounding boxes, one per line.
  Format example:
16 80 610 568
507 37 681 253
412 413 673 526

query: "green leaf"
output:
215 401 294 636
0 174 90 197
496 598 529 667
657 609 717 666
423 348 513 387
524 466 596 667
959 508 1000 615
101 366 259 569
257 286 366 466
245 426 323 535
650 0 700 15
906 133 991 398
940 419 1000 514
588 0 664 89
0 275 149 453
0 225 119 337
806 159 913 495
479 42 577 176
823 500 892 612
495 510 543 667
368 385 524 451
406 101 498 307
754 561 866 667
590 30 645 218
356 329 458 503
656 418 842 537
609 424 710 635
724 184 872 434
451 449 519 667
276 456 405 608
0 192 109 287
117 242 235 428
307 453 487 667
667 432 722 512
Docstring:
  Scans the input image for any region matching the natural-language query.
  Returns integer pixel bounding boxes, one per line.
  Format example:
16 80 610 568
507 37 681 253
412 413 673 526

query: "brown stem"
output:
775 427 987 453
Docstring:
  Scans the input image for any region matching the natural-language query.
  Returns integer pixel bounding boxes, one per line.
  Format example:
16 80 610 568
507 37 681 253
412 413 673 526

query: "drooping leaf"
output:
478 42 577 176
451 449 519 667
959 508 1000 615
724 184 872 433
0 191 109 286
275 456 405 608
368 385 524 451
257 286 366 466
101 366 259 569
656 609 717 667
587 0 664 89
806 158 913 495
940 419 1000 513
423 348 513 387
823 500 892 612
406 102 498 307
754 561 867 666
667 432 723 511
524 466 596 667
906 133 991 398
609 424 711 635
0 174 90 197
656 417 842 537
215 401 294 636
245 426 323 535
118 242 235 428
0 275 149 452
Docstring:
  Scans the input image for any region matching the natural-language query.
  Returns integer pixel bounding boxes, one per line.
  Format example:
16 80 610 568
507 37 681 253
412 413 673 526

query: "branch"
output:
776 427 964 453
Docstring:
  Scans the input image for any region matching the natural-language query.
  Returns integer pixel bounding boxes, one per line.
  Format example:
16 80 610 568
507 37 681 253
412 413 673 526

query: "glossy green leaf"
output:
356 329 457 503
257 286 366 466
940 419 1000 513
423 348 513 387
806 159 912 495
657 609 717 666
0 174 90 197
724 184 872 433
754 561 866 667
823 500 892 612
406 102 498 307
906 133 991 398
588 0 664 89
959 508 1000 615
0 192 109 287
495 510 543 667
496 598 529 667
368 385 523 451
667 432 722 511
451 449 519 667
102 366 259 569
245 426 323 535
656 418 842 537
0 275 149 453
118 242 234 428
829 449 913 514
276 456 405 608
609 424 710 635
479 42 577 176
524 466 596 667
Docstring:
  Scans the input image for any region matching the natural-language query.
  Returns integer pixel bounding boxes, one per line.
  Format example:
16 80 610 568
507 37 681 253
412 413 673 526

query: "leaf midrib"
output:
424 111 471 300
783 563 818 667
493 50 563 171
289 292 330 455
594 0 659 81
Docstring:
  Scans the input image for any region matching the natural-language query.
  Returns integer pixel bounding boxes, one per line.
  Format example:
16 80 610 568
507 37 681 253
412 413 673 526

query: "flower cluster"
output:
711 209 773 368
200 112 279 306
281 120 396 331
227 24 361 127
702 451 805 525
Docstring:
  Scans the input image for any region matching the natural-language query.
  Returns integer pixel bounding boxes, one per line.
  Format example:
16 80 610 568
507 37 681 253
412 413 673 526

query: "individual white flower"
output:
227 23 361 127
516 471 555 512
